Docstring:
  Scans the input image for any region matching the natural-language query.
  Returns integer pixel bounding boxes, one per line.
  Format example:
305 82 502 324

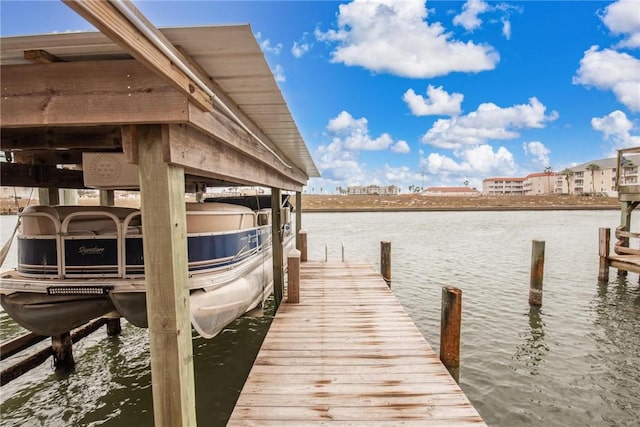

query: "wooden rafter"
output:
1 60 188 127
166 124 306 191
24 49 64 63
62 0 213 112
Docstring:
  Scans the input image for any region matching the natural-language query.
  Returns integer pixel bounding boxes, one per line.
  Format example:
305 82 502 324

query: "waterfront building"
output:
422 187 480 196
482 177 525 195
482 155 640 196
346 185 399 196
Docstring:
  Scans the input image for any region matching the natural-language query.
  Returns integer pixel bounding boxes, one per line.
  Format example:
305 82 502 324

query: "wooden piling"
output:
381 241 391 287
440 286 461 384
286 249 301 304
99 189 115 208
106 319 122 336
299 230 308 262
1 319 106 385
138 124 196 427
598 228 611 281
529 240 545 306
271 188 284 308
38 188 59 205
51 332 74 370
295 191 302 251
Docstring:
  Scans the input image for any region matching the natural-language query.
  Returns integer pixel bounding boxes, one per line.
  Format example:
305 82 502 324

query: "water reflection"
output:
513 306 550 376
588 275 640 425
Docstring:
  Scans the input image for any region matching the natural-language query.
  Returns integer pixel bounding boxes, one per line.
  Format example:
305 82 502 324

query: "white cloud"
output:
383 164 422 183
256 32 283 54
326 111 404 151
421 144 515 187
600 0 640 49
403 85 463 116
453 0 490 31
523 141 550 168
573 46 640 112
311 111 411 188
592 110 640 151
272 64 286 83
291 41 310 58
391 140 410 153
315 0 499 78
502 18 512 40
313 139 366 185
420 97 559 149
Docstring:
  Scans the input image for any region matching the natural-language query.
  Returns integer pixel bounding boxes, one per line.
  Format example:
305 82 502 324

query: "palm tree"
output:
560 168 574 194
544 166 553 194
586 163 601 194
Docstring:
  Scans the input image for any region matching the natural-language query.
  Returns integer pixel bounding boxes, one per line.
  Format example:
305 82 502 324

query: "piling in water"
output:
529 240 545 306
51 332 74 371
106 319 122 336
381 241 391 287
440 286 461 383
598 228 610 282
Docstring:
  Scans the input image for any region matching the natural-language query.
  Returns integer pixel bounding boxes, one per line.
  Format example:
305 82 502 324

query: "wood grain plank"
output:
228 261 485 425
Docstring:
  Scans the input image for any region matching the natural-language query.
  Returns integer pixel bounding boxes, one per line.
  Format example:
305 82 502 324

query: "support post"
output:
51 332 74 371
529 240 545 306
299 230 308 262
100 189 122 337
616 201 635 277
272 188 284 309
61 189 77 205
381 241 391 287
440 286 461 383
138 125 196 427
38 188 59 205
598 228 610 282
286 249 301 304
106 319 122 336
99 189 115 206
296 191 302 251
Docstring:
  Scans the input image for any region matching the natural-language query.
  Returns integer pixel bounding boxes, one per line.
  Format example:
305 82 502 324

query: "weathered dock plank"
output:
228 262 485 426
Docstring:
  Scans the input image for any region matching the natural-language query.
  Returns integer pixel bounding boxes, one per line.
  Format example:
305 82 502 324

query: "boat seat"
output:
21 205 141 236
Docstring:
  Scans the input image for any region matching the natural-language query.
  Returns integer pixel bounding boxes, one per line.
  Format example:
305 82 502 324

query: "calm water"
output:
1 210 639 426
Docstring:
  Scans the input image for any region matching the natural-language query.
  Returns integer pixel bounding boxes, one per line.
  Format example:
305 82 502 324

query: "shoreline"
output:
0 194 622 215
301 205 619 213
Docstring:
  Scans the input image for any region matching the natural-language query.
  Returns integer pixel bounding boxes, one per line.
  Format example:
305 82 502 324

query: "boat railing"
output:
616 146 640 199
19 206 141 279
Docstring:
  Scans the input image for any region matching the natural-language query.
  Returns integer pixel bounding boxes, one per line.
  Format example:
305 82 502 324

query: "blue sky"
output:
2 0 639 193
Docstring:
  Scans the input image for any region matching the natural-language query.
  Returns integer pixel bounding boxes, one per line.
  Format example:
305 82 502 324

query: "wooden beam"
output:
137 124 196 426
0 163 85 189
166 124 305 192
1 126 122 150
188 105 308 185
13 150 84 165
1 61 189 127
63 0 212 112
24 49 64 64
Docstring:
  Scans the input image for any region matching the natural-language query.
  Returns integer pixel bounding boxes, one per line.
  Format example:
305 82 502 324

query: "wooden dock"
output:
228 262 485 425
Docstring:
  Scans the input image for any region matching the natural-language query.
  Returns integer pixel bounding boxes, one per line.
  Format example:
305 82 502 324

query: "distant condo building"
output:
482 154 640 196
421 187 480 197
346 185 399 196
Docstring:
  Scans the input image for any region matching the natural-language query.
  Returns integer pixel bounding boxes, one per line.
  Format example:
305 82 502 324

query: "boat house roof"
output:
1 18 319 192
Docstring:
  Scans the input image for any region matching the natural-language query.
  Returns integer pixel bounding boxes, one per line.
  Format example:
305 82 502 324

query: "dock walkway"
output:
228 261 485 425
